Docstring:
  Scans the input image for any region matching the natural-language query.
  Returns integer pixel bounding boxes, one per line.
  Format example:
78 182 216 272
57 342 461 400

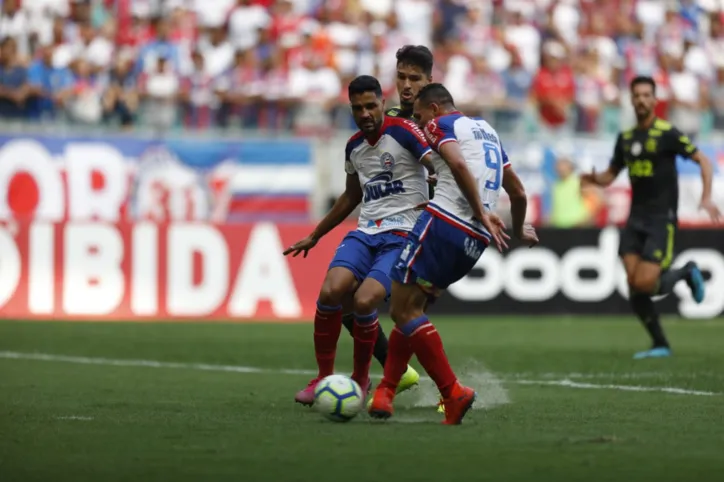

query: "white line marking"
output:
55 416 93 421
512 379 719 396
0 351 719 397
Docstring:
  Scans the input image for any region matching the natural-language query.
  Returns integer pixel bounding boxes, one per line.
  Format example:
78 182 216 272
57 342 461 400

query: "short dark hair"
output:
416 83 455 107
630 76 656 94
396 45 434 77
348 75 382 99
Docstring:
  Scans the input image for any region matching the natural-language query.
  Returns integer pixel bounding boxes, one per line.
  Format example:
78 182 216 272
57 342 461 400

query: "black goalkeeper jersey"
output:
609 118 698 219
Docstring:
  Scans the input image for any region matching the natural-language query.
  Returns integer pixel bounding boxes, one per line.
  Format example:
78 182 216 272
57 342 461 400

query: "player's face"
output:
412 99 438 129
396 64 430 109
631 83 656 119
350 92 384 134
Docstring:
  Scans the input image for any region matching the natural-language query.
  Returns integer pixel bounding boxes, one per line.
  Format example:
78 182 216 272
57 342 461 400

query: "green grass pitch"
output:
1 317 724 482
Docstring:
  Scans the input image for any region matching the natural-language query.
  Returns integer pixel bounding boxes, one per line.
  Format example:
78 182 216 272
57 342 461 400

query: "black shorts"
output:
618 215 677 269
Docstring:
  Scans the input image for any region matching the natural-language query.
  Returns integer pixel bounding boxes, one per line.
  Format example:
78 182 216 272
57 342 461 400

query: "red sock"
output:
380 327 414 391
351 312 379 386
314 302 343 378
406 318 457 398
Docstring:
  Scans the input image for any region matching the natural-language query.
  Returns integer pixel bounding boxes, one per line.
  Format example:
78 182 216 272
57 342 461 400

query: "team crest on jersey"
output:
631 141 642 156
380 152 395 171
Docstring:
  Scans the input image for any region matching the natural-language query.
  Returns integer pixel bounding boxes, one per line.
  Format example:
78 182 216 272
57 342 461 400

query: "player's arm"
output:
283 173 362 258
581 134 624 187
502 167 527 235
675 131 721 222
311 173 363 240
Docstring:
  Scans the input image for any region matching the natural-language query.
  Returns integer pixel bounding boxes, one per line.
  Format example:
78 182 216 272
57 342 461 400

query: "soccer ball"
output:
314 374 364 422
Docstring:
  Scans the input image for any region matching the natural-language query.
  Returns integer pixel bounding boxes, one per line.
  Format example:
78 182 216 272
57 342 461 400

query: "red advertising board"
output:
0 221 349 321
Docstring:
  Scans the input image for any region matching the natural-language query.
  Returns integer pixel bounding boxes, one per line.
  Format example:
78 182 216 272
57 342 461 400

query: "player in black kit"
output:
582 76 721 359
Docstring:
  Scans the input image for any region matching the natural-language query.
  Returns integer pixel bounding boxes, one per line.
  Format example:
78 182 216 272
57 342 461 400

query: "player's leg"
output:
370 214 478 424
340 307 391 369
646 221 705 303
627 259 671 355
619 223 669 357
348 276 387 393
388 280 475 425
363 234 420 394
295 233 370 405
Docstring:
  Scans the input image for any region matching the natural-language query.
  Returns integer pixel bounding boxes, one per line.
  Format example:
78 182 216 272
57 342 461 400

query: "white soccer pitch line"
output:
0 351 720 397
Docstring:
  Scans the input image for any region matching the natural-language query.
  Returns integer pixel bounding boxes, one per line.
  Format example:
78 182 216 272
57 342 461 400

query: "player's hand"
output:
699 198 722 223
479 212 510 252
516 224 539 248
426 173 438 186
580 169 598 186
283 235 318 258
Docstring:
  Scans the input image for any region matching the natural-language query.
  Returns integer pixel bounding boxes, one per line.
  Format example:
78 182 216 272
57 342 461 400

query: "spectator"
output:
270 0 305 49
573 48 605 133
500 50 532 132
0 0 30 60
140 56 180 133
531 41 575 133
117 7 155 49
669 54 706 140
215 48 263 128
179 50 218 129
198 25 234 77
136 17 181 74
0 37 29 119
289 51 341 133
102 55 139 127
259 48 294 130
27 44 74 121
227 0 271 51
457 55 505 121
70 21 114 73
394 0 433 47
549 156 601 228
581 11 619 82
67 58 104 124
504 6 540 73
712 67 724 131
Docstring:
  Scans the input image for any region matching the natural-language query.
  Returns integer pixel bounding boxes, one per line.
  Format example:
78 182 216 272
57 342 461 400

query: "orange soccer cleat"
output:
367 386 396 420
442 383 476 425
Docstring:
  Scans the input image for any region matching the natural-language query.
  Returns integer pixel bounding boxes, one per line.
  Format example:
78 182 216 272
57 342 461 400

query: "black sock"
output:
630 293 670 348
341 313 355 336
656 264 691 295
372 323 389 366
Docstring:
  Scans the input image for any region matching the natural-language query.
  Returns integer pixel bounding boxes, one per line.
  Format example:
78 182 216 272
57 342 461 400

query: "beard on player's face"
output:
396 65 429 111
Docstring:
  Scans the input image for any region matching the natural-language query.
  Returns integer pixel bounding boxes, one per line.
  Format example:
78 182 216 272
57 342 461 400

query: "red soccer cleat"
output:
294 377 321 406
442 383 476 425
368 386 396 420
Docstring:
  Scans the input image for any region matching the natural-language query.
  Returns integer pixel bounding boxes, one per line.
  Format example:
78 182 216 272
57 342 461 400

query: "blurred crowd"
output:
0 0 723 136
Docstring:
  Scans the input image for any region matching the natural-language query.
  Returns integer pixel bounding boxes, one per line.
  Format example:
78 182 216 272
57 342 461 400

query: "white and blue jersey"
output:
423 112 510 241
329 116 432 296
344 116 431 234
391 112 511 291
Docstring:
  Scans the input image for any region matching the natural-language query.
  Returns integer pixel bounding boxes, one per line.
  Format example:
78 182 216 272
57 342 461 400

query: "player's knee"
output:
352 290 382 316
389 303 422 326
631 272 657 294
318 279 349 306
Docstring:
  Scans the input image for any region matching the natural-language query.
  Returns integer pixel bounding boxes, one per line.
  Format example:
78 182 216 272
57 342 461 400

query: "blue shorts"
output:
328 230 408 297
391 209 489 291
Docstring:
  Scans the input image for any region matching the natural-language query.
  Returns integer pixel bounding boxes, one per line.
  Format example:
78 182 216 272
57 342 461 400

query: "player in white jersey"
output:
368 83 536 425
284 75 435 406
